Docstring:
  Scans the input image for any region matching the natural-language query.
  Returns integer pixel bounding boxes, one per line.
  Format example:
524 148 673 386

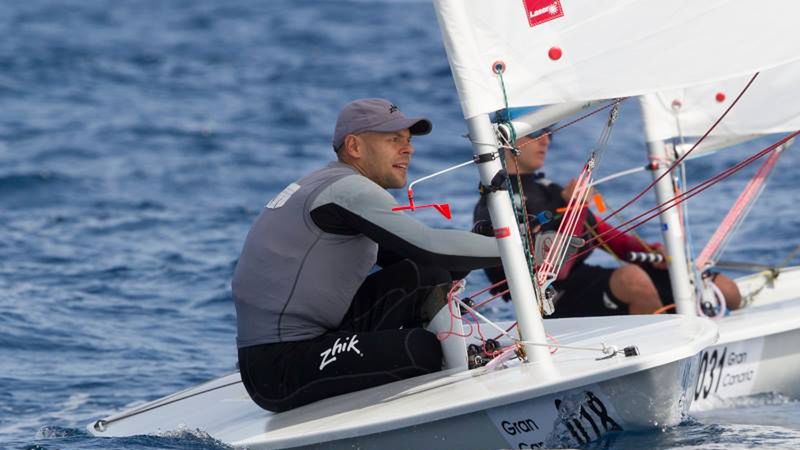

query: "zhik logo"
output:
319 334 363 370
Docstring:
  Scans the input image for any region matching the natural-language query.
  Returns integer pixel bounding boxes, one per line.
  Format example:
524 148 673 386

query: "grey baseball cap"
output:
332 98 432 151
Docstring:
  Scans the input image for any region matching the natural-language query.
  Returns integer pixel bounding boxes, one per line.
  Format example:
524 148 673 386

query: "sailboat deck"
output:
93 314 715 448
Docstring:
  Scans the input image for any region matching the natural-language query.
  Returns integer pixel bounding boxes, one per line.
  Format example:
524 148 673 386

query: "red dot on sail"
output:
715 92 726 102
671 99 682 110
548 47 562 61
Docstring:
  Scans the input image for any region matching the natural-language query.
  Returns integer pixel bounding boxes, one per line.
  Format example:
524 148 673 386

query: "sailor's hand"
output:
650 243 668 270
561 178 594 202
560 178 577 202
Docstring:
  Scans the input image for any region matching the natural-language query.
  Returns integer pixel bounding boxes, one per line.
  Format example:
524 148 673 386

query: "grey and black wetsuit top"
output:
232 161 501 348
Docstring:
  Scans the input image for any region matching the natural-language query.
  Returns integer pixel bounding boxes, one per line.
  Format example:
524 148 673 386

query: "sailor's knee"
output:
610 264 654 294
713 273 742 310
406 329 443 372
418 265 453 287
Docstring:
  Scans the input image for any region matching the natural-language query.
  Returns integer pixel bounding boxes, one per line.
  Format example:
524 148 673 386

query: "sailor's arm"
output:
586 211 653 257
310 175 501 271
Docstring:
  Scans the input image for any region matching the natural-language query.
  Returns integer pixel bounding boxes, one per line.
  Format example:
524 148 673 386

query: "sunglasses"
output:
528 126 554 141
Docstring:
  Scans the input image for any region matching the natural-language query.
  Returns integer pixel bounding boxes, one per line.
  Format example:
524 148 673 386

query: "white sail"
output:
433 0 800 119
641 62 800 142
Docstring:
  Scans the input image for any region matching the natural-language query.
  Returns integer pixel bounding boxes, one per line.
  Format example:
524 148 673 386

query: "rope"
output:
583 219 626 262
779 244 800 268
652 304 676 314
495 69 536 277
489 78 627 292
514 98 626 152
537 104 619 287
436 280 479 341
455 297 623 357
581 192 656 259
738 243 800 307
607 134 793 244
538 160 594 286
696 144 786 270
439 280 625 358
508 150 539 277
567 131 800 265
600 72 760 224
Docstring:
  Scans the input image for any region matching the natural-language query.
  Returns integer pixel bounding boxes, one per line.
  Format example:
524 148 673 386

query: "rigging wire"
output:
696 143 788 270
537 104 619 289
454 297 626 357
494 68 537 279
670 103 706 304
567 131 800 265
514 98 626 153
600 73 761 224
736 243 800 307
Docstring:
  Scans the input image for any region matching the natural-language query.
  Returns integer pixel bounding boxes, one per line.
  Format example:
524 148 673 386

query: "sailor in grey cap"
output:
233 98 500 412
332 98 432 188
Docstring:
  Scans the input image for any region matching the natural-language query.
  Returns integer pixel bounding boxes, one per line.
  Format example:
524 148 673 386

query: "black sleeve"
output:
376 246 405 268
309 175 501 272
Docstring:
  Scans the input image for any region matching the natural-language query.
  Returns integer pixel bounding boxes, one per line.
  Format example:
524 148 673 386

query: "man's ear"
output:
342 134 361 160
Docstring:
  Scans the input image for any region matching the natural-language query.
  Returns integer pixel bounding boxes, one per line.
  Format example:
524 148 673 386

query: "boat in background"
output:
691 267 800 410
637 65 800 410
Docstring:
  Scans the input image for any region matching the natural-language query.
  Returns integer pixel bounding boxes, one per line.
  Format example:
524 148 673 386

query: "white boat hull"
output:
289 360 695 450
690 266 800 411
88 315 716 449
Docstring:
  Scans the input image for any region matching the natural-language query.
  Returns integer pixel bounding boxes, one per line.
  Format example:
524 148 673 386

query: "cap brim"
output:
368 116 432 136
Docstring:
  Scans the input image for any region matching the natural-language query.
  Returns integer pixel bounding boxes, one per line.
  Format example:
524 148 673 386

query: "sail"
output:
432 0 800 119
640 62 800 142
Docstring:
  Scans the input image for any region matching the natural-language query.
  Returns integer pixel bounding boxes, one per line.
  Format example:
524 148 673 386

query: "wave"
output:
0 171 75 193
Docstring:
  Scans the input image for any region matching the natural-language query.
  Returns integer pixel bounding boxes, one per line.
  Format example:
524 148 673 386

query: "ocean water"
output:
1 1 798 449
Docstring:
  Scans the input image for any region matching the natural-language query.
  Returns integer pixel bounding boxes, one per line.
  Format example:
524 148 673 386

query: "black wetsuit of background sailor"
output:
233 161 500 412
473 173 673 318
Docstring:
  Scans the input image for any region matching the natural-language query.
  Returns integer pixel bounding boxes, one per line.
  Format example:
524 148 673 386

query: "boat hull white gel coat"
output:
89 314 716 449
690 267 800 410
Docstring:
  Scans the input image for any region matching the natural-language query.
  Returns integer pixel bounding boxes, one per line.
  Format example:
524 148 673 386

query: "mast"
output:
642 105 696 315
466 114 552 363
646 141 696 315
434 0 800 319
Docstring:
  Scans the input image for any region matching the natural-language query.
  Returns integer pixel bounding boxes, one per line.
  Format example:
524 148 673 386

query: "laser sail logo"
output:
319 334 363 371
523 0 564 28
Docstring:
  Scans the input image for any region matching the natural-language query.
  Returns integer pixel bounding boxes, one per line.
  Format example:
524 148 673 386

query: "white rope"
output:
408 159 475 192
590 165 649 187
455 298 514 338
537 104 619 288
455 298 619 356
590 149 730 188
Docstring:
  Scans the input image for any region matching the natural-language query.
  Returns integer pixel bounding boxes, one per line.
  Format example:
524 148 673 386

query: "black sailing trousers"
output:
238 260 449 412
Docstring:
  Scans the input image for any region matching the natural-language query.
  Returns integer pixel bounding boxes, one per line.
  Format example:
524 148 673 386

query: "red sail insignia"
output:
523 0 564 27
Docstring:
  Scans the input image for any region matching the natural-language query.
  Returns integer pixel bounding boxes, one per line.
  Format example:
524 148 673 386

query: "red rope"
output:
516 98 626 150
548 99 625 135
472 290 510 309
695 144 784 269
568 131 800 263
436 282 475 341
601 73 760 224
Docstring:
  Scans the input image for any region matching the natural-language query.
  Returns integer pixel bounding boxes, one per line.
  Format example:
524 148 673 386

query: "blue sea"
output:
2 1 799 449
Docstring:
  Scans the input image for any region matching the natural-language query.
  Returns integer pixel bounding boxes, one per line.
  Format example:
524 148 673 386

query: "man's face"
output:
512 132 550 173
353 129 414 188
